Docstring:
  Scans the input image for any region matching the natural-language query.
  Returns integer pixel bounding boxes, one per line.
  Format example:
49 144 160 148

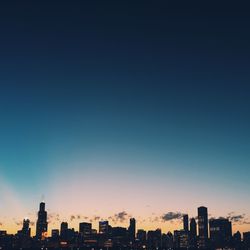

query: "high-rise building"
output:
166 232 174 249
112 227 128 247
147 229 162 249
60 222 68 240
198 206 208 248
233 231 241 249
79 222 92 238
137 229 146 245
190 218 197 237
243 232 250 249
22 218 31 237
36 202 48 239
99 221 109 234
209 218 232 248
51 229 59 240
190 217 197 248
128 218 136 243
183 214 189 232
174 230 189 249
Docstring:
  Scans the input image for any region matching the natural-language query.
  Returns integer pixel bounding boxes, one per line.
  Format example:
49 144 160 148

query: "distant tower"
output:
198 206 208 248
36 202 48 239
128 218 136 242
190 218 197 237
60 222 68 240
183 214 189 232
22 218 31 237
190 218 197 248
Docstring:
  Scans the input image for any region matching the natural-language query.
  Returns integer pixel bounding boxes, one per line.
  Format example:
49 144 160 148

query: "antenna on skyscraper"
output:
41 194 45 202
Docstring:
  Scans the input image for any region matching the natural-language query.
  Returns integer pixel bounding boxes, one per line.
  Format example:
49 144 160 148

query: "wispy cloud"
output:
105 211 131 224
210 212 250 226
48 213 60 224
162 212 183 222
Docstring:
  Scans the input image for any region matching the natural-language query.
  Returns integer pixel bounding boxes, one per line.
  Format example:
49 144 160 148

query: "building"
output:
183 214 189 232
99 221 109 234
22 218 31 237
209 218 232 248
112 227 128 247
190 218 197 248
198 206 208 248
128 218 136 243
36 202 48 239
163 232 174 249
147 229 162 249
243 232 250 249
174 230 189 249
51 229 59 240
60 222 68 240
79 222 92 242
137 229 146 246
232 231 241 249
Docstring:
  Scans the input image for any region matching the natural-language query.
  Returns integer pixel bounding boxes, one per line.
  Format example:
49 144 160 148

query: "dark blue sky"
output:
0 1 250 230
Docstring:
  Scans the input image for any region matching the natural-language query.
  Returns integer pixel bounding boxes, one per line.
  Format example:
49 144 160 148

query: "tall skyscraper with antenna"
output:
36 202 48 239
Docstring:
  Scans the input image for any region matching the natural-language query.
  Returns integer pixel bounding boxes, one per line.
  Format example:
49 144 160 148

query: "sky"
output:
0 1 250 235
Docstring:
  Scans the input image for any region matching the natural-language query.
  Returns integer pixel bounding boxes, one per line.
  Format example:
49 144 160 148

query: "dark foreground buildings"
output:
1 202 250 250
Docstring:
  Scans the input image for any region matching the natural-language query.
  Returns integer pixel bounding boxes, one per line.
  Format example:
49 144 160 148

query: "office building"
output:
198 206 208 248
99 221 109 234
128 218 136 243
183 214 189 232
209 218 232 248
36 202 48 239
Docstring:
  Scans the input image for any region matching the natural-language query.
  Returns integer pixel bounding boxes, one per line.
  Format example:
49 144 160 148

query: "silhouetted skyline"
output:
1 201 250 249
0 0 250 242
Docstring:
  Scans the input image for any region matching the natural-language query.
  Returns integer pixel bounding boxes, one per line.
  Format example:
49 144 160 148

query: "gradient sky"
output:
0 1 250 235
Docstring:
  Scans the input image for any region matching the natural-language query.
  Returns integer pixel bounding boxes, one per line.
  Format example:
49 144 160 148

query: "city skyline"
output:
1 199 250 236
0 201 250 250
1 1 250 246
0 201 249 249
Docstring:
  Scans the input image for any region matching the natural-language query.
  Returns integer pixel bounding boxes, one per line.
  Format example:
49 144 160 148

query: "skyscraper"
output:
198 206 208 248
137 229 146 245
60 222 68 240
128 218 136 243
36 202 48 239
174 230 189 249
190 218 197 237
183 214 189 232
190 218 197 248
22 218 31 237
209 218 232 248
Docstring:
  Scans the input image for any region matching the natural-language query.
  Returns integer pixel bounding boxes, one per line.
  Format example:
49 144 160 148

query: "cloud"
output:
211 212 250 225
225 212 247 224
30 221 35 226
14 220 22 226
106 211 130 224
162 212 183 222
114 211 129 223
227 214 245 223
70 215 76 221
48 213 60 224
92 216 101 221
149 216 160 223
243 221 250 225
